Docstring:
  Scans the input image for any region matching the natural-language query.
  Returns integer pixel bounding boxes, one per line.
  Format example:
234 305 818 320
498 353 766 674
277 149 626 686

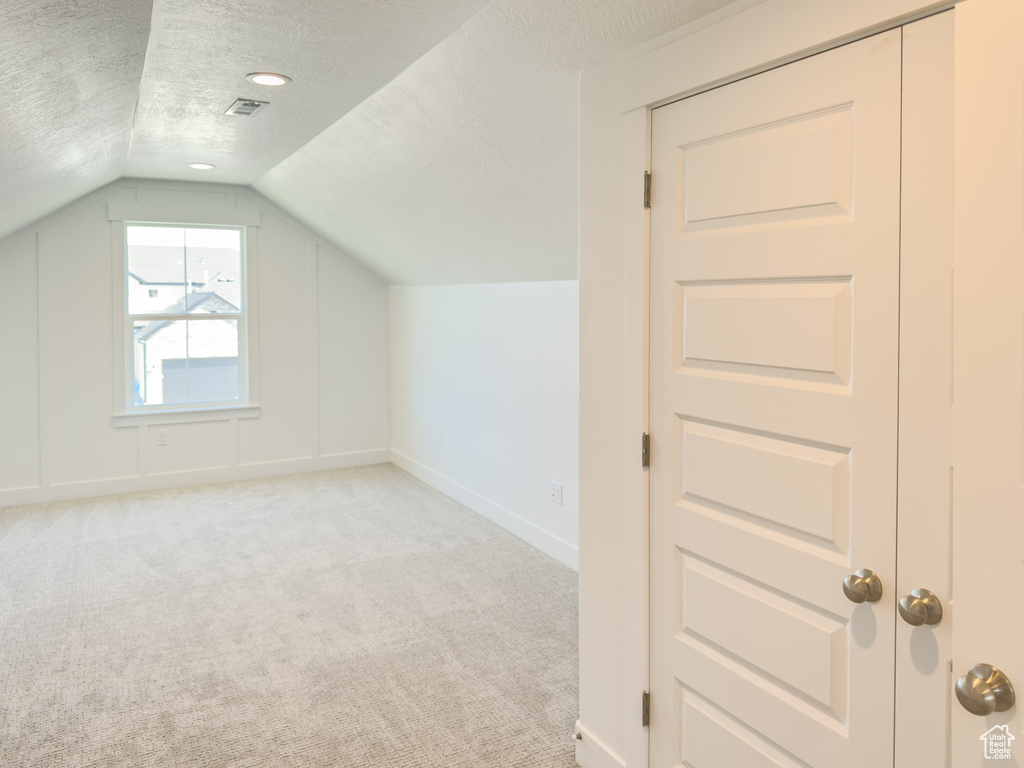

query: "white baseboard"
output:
0 449 390 509
389 449 579 571
574 720 627 768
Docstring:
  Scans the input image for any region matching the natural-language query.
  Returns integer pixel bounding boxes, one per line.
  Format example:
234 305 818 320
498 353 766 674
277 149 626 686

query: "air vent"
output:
225 98 269 116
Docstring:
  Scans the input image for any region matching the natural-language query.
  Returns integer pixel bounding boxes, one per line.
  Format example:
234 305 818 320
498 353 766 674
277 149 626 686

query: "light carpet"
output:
0 463 579 767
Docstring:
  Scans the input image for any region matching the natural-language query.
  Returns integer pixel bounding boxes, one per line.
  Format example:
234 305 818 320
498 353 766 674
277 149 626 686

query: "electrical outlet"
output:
155 430 169 447
549 482 562 505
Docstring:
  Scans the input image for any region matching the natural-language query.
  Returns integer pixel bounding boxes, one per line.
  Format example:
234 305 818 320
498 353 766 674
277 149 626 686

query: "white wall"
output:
389 281 579 570
0 179 389 507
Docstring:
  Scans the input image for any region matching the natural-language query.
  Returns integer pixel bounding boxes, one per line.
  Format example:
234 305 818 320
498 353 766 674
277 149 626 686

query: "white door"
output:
951 0 1024 762
649 30 902 767
950 212 1024 766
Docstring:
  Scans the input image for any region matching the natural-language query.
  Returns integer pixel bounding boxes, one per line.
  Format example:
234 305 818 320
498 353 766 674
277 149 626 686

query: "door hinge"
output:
643 171 652 209
641 432 650 469
642 690 650 727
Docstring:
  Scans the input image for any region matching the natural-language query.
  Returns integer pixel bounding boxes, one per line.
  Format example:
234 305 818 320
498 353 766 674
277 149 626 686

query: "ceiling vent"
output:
225 99 269 116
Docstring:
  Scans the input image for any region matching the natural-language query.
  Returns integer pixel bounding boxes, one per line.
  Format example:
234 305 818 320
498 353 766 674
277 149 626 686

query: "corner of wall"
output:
389 447 579 571
387 282 579 573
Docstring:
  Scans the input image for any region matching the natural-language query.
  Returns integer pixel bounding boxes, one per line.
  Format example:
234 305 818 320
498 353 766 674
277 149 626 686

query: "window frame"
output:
108 202 261 426
125 222 249 412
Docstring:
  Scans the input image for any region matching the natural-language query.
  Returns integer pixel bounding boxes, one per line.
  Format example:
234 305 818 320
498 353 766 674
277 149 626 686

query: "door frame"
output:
604 2 959 766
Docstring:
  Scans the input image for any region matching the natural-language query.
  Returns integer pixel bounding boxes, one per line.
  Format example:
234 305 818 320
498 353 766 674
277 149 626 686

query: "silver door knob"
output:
956 664 1015 716
898 588 943 626
843 569 882 603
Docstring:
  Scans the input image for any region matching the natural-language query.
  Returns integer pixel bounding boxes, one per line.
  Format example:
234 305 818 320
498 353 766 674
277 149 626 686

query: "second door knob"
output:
843 569 883 603
898 588 943 626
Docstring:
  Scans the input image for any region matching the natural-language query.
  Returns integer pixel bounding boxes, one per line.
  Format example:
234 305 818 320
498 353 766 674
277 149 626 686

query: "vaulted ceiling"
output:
1 0 737 284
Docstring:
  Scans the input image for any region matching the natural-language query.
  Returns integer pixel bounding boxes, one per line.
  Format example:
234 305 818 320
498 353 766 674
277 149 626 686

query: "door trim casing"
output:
589 2 960 767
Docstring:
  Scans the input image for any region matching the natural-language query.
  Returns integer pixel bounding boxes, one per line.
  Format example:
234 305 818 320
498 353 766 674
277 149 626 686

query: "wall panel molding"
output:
0 178 389 506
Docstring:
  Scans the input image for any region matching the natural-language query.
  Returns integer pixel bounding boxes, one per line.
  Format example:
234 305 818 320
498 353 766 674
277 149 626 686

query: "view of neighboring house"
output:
127 232 244 406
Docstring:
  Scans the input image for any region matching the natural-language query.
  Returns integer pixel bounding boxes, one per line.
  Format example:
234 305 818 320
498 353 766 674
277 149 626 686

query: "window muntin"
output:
126 225 247 410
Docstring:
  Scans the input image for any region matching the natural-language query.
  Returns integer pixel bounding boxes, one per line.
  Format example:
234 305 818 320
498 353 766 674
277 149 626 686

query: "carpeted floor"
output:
0 463 579 767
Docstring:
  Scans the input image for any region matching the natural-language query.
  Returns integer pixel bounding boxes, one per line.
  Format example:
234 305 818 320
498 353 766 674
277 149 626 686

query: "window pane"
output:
133 319 187 405
185 228 242 313
186 319 239 402
132 318 239 405
127 226 185 315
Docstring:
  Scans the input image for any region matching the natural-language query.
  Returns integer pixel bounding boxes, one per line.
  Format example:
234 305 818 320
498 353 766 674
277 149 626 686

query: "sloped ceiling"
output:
125 0 490 181
0 0 151 242
1 0 738 284
254 0 739 284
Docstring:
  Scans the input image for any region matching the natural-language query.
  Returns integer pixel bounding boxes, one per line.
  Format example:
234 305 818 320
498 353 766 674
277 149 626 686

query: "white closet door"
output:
649 30 902 767
951 1 1024 763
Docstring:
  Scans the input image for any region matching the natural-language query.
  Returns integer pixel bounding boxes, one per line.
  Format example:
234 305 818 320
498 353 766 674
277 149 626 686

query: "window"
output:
124 224 249 411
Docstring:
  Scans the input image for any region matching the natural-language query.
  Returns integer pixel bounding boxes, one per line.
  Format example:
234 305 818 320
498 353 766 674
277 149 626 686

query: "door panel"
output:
650 30 902 768
679 280 852 386
677 105 853 233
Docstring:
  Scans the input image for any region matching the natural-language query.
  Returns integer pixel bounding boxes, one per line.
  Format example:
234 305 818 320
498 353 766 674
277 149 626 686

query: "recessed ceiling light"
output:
246 72 291 86
188 163 215 170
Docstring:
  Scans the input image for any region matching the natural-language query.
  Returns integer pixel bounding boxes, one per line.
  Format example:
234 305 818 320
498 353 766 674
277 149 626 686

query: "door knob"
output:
956 664 1015 716
898 588 943 626
843 569 882 603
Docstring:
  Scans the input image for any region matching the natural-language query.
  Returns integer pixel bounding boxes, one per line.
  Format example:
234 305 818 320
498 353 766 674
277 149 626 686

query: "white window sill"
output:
112 405 261 428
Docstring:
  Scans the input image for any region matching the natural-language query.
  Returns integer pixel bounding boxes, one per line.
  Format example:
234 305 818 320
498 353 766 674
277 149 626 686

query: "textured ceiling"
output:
1 0 739 283
255 0 739 284
0 0 151 242
125 0 490 182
